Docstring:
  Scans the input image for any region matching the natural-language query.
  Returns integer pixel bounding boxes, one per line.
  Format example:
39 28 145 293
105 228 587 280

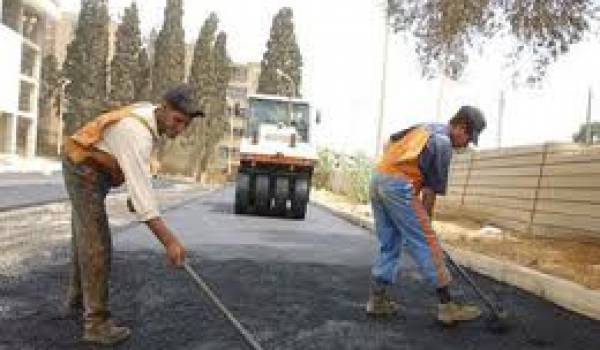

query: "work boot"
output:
437 302 482 326
365 288 399 317
83 319 131 346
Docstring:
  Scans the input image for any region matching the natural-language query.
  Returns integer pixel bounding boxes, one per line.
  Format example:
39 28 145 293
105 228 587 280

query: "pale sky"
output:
60 0 600 157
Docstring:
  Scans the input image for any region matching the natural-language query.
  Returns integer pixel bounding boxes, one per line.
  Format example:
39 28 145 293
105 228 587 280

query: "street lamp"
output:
586 86 593 145
57 77 70 155
375 2 390 158
226 97 234 176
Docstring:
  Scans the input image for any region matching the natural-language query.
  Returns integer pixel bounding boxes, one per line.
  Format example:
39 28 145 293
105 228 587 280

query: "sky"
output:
60 0 600 157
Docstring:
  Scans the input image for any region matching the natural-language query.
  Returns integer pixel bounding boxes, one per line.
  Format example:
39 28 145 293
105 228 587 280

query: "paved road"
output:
0 172 67 210
0 187 598 349
0 172 180 211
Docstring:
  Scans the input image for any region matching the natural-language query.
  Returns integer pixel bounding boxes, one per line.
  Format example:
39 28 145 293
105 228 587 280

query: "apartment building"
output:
0 0 60 156
208 62 261 176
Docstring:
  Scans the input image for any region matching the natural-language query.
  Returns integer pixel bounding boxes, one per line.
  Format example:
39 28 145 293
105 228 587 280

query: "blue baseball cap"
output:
162 84 205 118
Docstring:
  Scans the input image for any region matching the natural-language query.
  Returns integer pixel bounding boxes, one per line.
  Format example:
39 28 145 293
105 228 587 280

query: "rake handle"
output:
183 262 264 350
443 250 504 317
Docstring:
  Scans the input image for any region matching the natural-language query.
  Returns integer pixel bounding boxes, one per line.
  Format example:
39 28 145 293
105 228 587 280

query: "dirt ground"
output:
312 190 600 290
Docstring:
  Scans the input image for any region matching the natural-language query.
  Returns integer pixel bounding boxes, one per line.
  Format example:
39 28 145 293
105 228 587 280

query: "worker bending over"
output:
62 85 203 345
366 106 487 326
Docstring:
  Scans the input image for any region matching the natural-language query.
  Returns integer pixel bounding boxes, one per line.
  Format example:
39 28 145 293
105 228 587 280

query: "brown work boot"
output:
437 302 482 326
365 289 400 317
83 319 130 346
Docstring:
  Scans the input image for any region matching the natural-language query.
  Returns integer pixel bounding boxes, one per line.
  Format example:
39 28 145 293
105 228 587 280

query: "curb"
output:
311 196 600 321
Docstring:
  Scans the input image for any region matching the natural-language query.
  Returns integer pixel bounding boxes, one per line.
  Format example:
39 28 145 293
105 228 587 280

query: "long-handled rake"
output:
183 262 264 350
443 250 551 347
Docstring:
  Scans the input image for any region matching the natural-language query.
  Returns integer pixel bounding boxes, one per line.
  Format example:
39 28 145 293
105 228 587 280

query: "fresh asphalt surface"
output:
0 186 599 349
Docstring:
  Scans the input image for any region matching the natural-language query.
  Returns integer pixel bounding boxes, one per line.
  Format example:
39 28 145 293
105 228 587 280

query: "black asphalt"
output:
0 172 178 211
0 187 598 349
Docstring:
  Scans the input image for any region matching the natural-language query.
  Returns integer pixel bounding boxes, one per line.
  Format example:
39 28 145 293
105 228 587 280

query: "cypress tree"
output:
63 0 110 135
38 54 61 155
187 13 218 178
152 0 185 101
135 48 152 101
257 7 303 97
110 2 142 105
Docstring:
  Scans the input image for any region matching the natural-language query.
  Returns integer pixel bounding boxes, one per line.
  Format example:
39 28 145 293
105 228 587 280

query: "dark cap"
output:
457 105 486 145
162 84 204 119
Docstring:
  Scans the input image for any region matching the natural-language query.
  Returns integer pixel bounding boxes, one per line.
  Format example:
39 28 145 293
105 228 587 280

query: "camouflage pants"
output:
62 157 113 323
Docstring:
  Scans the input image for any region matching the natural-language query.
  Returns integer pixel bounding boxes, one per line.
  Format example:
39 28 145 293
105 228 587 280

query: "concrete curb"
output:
311 196 600 321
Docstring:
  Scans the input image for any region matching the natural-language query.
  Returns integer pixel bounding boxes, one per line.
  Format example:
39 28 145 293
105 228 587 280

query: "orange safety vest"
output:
376 127 431 193
63 105 156 186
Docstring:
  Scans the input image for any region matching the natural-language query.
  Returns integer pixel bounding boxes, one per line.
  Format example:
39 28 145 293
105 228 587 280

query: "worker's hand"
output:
166 240 186 267
421 187 436 220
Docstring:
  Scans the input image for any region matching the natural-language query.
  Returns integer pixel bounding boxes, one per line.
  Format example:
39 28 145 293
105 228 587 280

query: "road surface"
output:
0 187 598 349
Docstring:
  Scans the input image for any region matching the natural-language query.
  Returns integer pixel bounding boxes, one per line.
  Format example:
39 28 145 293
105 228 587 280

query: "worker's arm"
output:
419 132 452 220
421 187 437 219
146 217 186 267
101 118 185 267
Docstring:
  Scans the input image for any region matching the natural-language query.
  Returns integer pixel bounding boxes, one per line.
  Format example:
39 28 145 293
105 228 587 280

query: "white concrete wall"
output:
0 25 22 116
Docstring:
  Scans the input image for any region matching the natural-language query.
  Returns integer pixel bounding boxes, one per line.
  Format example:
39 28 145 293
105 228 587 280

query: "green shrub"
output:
314 148 335 190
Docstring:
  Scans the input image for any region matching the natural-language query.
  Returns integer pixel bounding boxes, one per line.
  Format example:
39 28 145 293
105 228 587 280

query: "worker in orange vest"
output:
62 85 203 345
366 106 486 326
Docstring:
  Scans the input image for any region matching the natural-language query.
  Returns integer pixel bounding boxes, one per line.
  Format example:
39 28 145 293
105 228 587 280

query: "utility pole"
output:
497 89 505 148
375 2 390 158
228 102 233 176
57 78 71 155
586 86 593 145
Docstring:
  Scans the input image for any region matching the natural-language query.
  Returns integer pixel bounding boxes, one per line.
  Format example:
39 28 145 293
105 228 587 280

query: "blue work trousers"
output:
370 172 450 288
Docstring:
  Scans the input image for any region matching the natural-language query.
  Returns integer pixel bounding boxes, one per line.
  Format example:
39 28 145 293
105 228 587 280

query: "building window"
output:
219 145 228 160
0 112 13 153
21 44 37 77
2 1 20 32
227 86 247 100
230 66 247 83
21 9 41 41
16 116 32 156
19 81 34 113
233 127 245 137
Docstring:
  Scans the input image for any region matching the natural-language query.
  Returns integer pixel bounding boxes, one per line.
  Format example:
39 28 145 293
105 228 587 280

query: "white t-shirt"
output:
95 102 160 221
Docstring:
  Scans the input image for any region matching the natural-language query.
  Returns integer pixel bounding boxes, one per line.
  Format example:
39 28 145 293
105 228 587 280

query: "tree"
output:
186 13 231 179
198 31 231 173
38 54 62 155
152 0 186 101
135 48 152 101
387 0 599 81
146 27 159 67
257 7 303 97
189 12 218 109
573 122 600 144
110 2 142 105
40 55 62 109
63 0 110 135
